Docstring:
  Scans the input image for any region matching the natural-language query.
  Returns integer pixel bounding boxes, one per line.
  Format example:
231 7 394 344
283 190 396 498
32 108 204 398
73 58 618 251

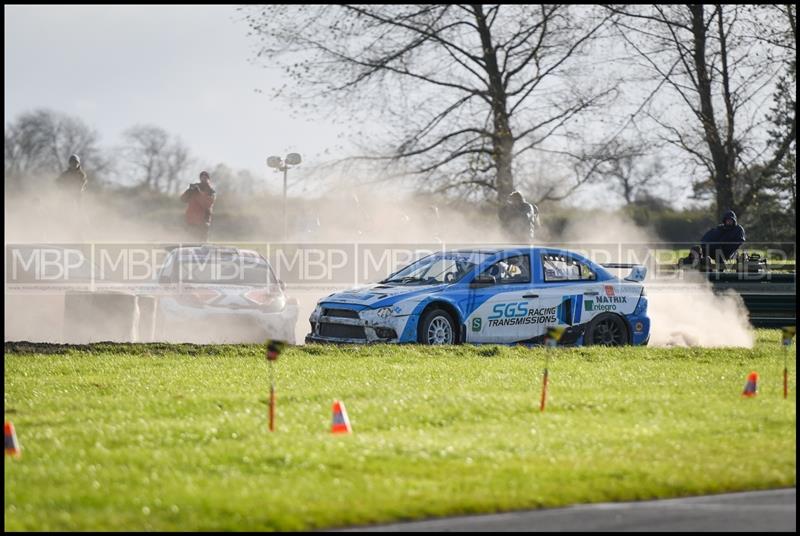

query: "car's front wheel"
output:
418 308 456 345
584 313 630 346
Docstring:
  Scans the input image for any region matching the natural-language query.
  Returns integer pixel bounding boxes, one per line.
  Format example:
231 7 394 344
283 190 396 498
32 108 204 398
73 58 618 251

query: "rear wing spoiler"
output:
601 263 647 282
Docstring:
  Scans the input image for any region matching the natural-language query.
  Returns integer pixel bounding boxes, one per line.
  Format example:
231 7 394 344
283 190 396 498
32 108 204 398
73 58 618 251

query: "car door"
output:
464 253 541 344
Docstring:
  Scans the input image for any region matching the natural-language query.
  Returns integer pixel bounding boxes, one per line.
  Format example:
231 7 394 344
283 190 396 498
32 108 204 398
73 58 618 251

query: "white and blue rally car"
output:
306 247 650 346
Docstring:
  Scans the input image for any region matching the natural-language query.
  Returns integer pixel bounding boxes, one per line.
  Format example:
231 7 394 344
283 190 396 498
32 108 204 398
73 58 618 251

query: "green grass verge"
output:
4 331 796 531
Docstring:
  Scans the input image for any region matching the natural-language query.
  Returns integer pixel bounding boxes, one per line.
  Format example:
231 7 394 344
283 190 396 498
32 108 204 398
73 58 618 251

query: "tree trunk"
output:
689 5 734 220
494 126 514 200
715 176 736 219
473 5 515 203
624 181 633 204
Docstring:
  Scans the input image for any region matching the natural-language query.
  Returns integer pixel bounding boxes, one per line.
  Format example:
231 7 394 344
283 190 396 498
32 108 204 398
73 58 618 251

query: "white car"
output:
156 246 297 344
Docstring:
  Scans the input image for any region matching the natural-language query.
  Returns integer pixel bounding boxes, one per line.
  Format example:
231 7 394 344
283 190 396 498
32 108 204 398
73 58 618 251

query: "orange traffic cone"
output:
742 371 758 397
5 421 21 458
331 400 352 434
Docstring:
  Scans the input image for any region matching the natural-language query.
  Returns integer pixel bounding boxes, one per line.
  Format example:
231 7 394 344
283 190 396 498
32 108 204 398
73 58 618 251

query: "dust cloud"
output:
646 272 754 347
5 180 755 348
4 180 512 345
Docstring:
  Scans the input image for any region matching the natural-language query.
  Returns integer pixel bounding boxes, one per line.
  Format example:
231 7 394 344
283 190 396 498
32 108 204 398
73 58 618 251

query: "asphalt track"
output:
334 488 796 532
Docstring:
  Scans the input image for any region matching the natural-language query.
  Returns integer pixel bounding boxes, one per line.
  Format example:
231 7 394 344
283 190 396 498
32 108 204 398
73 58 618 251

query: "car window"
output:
541 254 596 282
480 254 531 284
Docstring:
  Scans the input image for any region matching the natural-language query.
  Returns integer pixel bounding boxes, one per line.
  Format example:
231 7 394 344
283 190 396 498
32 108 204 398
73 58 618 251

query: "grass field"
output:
4 331 796 531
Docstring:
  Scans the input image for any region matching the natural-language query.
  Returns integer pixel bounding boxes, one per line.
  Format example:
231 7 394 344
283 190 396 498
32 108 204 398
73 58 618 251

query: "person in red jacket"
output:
180 171 216 243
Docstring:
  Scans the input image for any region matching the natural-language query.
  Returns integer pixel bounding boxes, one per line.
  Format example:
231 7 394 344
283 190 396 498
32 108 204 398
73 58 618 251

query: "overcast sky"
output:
5 4 350 191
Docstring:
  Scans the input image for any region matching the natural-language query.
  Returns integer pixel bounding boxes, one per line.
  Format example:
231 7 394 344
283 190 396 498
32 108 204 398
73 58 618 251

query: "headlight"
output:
376 307 393 319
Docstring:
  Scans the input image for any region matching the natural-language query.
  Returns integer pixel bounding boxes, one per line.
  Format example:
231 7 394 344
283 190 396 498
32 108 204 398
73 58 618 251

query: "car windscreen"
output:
162 256 278 286
381 252 492 285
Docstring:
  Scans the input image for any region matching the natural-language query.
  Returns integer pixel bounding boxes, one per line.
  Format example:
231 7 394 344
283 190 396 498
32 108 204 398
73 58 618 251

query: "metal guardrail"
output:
700 272 797 328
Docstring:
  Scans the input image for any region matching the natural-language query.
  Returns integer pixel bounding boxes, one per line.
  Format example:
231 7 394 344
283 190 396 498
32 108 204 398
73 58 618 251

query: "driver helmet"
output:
505 258 522 277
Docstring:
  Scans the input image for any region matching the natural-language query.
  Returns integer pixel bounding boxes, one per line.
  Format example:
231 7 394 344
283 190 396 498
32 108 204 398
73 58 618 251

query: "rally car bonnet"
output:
321 283 443 306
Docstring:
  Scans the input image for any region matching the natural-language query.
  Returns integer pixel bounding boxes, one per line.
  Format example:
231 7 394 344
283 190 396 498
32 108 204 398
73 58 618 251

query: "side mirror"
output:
470 274 496 288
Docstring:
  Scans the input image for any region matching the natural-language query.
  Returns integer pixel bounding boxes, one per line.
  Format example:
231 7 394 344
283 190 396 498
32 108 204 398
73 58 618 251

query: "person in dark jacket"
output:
499 191 539 243
180 171 216 243
56 154 88 202
683 209 746 271
54 154 89 239
701 209 745 262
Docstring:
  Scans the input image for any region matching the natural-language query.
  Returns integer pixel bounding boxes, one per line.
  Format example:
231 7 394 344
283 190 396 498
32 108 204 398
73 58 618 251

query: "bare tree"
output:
208 163 235 190
244 5 619 209
4 108 106 190
607 4 797 219
593 140 664 205
205 163 259 196
164 138 191 194
122 125 191 192
122 125 168 190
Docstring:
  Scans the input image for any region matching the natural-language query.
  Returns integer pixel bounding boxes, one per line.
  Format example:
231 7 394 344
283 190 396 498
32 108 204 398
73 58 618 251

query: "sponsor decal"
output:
487 301 557 327
604 285 615 297
597 296 627 304
556 295 583 325
472 318 482 332
585 294 627 312
488 302 529 319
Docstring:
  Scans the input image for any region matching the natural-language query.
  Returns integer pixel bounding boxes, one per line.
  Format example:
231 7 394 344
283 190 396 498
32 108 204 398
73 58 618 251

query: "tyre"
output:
418 308 457 345
584 313 630 346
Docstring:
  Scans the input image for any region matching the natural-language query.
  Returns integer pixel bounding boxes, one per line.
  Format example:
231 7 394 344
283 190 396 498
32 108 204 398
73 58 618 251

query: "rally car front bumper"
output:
305 306 413 344
158 297 298 344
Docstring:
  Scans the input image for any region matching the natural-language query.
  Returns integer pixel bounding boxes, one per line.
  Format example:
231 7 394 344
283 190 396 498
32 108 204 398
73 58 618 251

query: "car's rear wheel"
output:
585 313 630 346
418 308 456 345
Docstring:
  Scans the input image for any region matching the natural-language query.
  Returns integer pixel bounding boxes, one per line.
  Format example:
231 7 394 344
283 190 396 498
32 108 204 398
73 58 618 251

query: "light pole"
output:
267 153 302 241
